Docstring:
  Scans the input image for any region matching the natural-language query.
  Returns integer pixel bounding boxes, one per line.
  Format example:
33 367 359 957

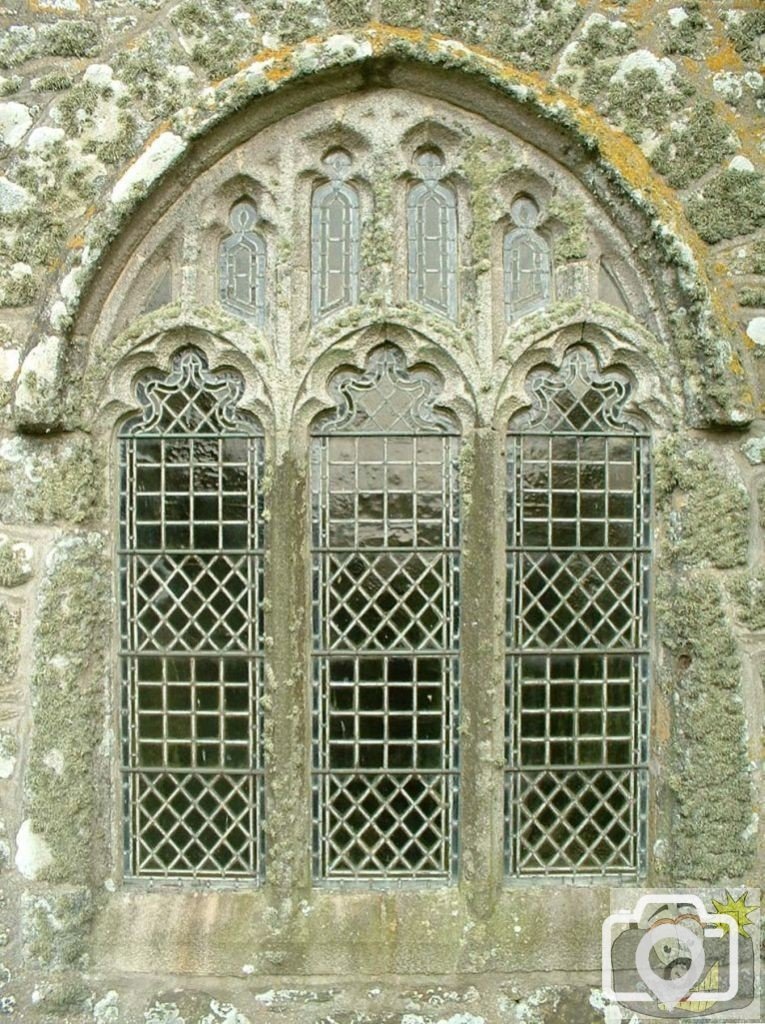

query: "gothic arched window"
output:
219 201 267 325
119 348 265 879
311 150 360 320
503 195 552 322
407 150 458 320
310 345 461 880
505 346 649 877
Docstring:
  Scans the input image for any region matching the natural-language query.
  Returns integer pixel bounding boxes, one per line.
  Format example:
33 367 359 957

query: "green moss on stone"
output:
650 99 736 190
171 0 258 80
605 67 691 142
40 20 101 59
27 534 110 883
757 481 765 535
55 81 101 137
22 888 93 970
276 0 329 44
326 0 371 27
114 30 190 118
457 136 519 267
2 266 36 307
730 569 765 631
0 75 23 95
569 15 634 64
654 436 749 568
87 111 138 165
361 158 394 289
493 0 582 71
662 2 707 56
0 602 19 693
686 169 765 244
0 538 31 588
657 570 755 881
41 975 92 1014
34 71 74 92
739 287 765 308
0 26 37 69
751 242 765 276
0 435 101 525
378 0 424 28
433 0 485 43
548 195 588 261
726 10 765 63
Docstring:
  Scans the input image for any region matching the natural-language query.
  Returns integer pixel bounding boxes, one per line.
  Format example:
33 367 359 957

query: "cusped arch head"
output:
495 320 677 432
99 322 273 440
19 46 750 433
293 322 477 441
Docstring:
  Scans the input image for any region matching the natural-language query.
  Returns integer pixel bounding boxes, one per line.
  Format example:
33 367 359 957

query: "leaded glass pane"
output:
119 348 264 879
407 152 458 320
505 346 649 877
504 196 552 321
219 201 267 325
311 346 460 881
311 150 360 320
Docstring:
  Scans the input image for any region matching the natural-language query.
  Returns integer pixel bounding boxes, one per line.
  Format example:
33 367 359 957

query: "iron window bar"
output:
310 345 461 883
119 348 265 881
505 346 650 880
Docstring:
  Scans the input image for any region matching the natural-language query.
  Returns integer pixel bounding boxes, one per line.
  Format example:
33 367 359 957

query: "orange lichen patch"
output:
706 40 745 73
146 122 172 144
67 236 85 251
28 0 88 12
730 352 744 375
623 0 659 28
264 65 293 83
369 21 427 49
218 27 713 276
238 39 317 73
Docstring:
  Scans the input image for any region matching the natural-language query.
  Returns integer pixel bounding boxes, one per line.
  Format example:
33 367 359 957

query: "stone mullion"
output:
457 425 506 913
263 436 313 898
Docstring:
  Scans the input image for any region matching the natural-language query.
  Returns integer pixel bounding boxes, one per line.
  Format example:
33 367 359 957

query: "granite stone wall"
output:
0 1 763 1021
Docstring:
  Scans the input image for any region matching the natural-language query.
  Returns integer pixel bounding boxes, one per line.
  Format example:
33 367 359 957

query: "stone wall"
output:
0 1 763 1022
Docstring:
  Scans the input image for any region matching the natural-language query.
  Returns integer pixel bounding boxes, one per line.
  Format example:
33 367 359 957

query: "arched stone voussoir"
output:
10 29 755 432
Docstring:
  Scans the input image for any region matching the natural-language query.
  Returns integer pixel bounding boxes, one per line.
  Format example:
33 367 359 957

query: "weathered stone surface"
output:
25 533 110 884
0 434 101 524
657 570 756 881
654 436 750 569
0 2 763 1018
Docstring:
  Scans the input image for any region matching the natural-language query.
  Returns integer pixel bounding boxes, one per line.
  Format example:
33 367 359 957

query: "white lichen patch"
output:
729 155 754 172
0 348 18 382
111 131 185 204
93 991 119 1024
14 819 53 879
200 1000 250 1024
746 317 765 347
0 101 32 148
14 335 61 415
42 749 65 776
0 176 31 214
144 1002 184 1024
611 50 677 86
741 437 765 465
401 1015 486 1024
26 126 66 152
0 731 15 779
321 34 373 60
667 7 688 27
713 71 744 104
